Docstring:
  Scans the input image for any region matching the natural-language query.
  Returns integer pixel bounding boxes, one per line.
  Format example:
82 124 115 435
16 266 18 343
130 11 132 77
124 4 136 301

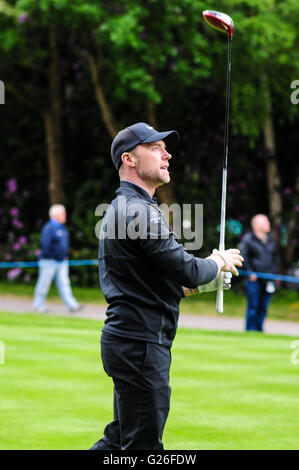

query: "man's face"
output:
261 216 271 233
131 140 172 187
55 209 67 224
253 215 271 233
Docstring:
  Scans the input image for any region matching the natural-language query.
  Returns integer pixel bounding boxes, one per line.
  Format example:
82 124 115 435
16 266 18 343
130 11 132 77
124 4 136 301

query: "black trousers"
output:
90 331 171 450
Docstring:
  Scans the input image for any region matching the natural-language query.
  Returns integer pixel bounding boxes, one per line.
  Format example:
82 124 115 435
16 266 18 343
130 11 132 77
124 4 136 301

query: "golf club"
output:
202 10 234 313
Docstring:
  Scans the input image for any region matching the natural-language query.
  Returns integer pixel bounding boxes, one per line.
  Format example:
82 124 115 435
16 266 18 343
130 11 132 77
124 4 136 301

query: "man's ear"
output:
121 152 136 167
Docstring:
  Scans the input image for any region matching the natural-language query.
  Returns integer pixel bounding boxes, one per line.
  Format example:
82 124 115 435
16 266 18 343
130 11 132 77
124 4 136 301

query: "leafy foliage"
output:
0 0 298 285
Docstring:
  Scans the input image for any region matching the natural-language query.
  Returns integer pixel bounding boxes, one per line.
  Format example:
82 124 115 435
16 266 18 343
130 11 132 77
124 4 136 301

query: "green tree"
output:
1 0 298 270
231 1 298 267
0 2 65 204
68 0 213 207
0 0 211 207
198 0 299 268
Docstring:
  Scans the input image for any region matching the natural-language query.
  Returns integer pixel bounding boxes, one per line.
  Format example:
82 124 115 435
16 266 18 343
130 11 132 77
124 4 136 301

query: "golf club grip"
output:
216 272 224 313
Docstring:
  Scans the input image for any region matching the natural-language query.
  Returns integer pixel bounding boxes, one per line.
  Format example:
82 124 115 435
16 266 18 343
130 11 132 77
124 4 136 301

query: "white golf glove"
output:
197 272 232 294
211 248 243 276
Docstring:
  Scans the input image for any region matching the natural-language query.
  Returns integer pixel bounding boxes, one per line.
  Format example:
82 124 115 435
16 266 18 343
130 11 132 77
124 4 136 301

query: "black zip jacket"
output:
98 180 218 348
241 231 278 274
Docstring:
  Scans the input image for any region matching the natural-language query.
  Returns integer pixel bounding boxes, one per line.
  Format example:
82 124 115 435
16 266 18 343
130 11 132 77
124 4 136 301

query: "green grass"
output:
0 280 106 302
0 311 298 450
181 289 299 322
1 280 298 322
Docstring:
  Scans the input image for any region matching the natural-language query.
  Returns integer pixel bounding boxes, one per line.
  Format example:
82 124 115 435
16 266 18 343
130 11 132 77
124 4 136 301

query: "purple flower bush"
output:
12 219 24 229
6 178 17 193
0 178 39 284
10 208 19 217
18 13 29 24
7 268 22 280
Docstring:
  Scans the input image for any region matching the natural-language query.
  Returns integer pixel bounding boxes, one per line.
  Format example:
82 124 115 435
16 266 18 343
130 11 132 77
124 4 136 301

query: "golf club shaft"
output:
216 35 232 314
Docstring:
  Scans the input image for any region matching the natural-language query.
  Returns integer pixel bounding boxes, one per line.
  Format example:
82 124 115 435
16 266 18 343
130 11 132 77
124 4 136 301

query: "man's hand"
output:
197 272 232 294
209 248 244 276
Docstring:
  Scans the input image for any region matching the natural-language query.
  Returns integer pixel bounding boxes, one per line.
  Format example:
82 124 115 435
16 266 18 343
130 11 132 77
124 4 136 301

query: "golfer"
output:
90 122 243 450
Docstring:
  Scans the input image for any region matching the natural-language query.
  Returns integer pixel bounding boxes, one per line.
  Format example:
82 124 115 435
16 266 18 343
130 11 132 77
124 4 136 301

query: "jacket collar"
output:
50 218 63 228
251 231 270 243
117 180 158 204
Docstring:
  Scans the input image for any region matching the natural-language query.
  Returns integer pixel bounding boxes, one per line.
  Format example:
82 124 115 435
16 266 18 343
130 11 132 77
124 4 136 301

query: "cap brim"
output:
142 130 180 147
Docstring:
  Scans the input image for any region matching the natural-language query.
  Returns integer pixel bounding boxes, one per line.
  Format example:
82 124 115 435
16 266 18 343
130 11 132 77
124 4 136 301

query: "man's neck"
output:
120 177 157 198
254 230 267 241
51 218 63 226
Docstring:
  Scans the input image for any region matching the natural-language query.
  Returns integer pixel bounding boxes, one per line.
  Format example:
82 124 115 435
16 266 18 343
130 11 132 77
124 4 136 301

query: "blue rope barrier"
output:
238 270 299 284
69 259 98 266
0 260 299 283
0 259 98 268
0 261 39 268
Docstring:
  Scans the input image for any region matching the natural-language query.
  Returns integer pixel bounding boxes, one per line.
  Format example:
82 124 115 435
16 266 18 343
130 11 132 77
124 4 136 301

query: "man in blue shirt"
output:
33 204 82 313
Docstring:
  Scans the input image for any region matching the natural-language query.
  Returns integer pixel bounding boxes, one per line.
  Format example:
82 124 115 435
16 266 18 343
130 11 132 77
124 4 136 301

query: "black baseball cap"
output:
111 122 180 170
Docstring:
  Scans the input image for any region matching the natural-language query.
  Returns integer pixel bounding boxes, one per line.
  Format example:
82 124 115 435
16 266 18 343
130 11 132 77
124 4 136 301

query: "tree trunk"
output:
43 111 64 204
147 100 158 129
6 25 64 205
44 25 64 204
262 75 282 263
263 116 282 230
284 173 299 268
261 74 299 271
87 48 119 138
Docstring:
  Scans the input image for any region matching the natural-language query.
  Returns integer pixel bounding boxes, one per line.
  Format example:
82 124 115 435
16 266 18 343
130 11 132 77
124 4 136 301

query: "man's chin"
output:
161 171 171 183
157 175 170 186
145 174 170 190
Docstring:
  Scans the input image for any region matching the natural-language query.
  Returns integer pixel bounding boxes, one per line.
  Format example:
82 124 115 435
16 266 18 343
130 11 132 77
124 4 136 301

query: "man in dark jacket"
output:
90 123 243 450
33 204 82 313
241 214 278 331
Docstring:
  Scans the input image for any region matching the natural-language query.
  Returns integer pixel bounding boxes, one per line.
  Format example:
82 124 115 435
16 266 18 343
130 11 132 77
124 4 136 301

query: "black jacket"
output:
98 180 218 348
241 231 278 274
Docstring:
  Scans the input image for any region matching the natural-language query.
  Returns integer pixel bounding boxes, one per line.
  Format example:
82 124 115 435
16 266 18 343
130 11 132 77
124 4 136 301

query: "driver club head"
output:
202 10 234 37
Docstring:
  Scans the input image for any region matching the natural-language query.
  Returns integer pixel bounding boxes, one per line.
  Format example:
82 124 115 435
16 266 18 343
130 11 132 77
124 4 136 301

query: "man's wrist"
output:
183 286 200 297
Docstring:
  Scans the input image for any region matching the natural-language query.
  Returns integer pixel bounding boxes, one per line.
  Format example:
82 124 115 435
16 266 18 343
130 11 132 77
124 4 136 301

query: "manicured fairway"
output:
0 311 298 450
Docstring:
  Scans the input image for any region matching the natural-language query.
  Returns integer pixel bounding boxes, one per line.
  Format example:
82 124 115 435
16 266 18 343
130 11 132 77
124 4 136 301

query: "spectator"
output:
241 214 278 332
33 204 82 313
